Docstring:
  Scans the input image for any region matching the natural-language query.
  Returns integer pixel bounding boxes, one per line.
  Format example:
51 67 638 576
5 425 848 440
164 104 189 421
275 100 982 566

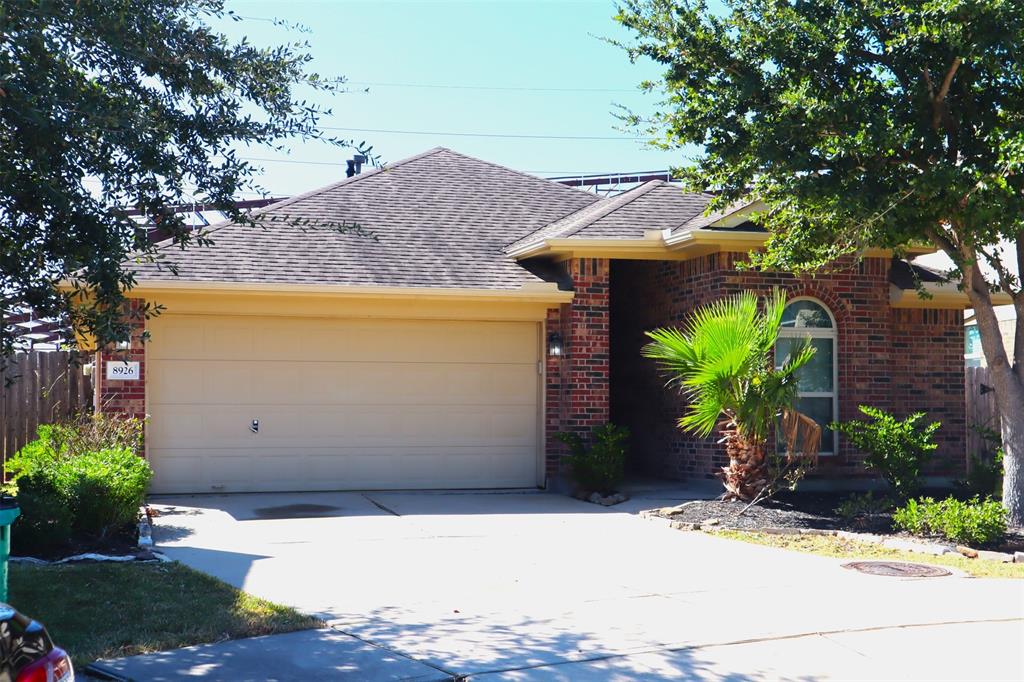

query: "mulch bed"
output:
13 524 139 561
657 490 1024 552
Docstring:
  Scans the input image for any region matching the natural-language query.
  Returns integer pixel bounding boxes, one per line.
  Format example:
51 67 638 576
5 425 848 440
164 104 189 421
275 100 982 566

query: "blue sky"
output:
214 0 689 197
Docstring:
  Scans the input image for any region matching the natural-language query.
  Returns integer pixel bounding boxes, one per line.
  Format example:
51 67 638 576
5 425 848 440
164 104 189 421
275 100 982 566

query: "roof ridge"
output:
504 179 665 251
556 180 666 240
439 147 601 200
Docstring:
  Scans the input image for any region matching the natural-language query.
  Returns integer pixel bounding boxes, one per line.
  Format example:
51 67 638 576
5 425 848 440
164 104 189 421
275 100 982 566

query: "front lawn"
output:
9 562 323 668
710 529 1024 579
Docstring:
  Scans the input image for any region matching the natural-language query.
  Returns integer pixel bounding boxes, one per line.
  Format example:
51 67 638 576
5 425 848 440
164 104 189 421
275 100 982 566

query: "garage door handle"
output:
250 419 259 434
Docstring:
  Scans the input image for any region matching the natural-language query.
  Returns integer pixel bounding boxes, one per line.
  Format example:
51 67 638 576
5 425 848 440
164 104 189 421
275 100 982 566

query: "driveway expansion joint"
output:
455 617 1024 677
327 622 460 680
363 493 402 516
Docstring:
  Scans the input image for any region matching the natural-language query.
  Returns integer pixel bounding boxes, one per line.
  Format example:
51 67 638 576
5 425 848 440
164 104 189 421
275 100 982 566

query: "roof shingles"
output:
134 148 600 290
505 180 712 252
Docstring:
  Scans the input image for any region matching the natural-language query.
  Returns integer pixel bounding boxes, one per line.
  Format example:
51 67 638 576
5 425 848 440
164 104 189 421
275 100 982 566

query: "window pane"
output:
774 337 799 369
965 325 981 356
776 338 834 393
797 397 835 453
781 300 833 329
798 338 833 392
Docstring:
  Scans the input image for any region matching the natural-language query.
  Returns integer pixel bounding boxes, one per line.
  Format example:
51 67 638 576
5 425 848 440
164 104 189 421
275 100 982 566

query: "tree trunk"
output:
959 258 1024 527
993 369 1024 527
719 430 768 501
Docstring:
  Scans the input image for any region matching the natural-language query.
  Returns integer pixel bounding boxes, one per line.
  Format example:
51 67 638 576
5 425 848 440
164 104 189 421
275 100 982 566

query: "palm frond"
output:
643 288 818 445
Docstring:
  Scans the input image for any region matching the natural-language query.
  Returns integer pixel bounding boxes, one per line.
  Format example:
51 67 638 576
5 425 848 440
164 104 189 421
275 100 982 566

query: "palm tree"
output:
643 289 821 501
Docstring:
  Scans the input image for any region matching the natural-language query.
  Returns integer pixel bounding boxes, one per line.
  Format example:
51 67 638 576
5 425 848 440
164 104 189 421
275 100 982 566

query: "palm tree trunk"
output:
719 429 769 501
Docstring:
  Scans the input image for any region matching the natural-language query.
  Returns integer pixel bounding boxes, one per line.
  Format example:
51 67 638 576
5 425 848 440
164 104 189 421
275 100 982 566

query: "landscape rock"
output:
1015 551 1024 564
670 520 700 531
588 492 602 504
957 545 979 558
702 518 721 527
977 550 1014 563
799 528 837 536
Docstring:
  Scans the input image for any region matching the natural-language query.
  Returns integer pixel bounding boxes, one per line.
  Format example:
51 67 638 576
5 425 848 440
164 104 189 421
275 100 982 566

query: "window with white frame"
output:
775 298 838 454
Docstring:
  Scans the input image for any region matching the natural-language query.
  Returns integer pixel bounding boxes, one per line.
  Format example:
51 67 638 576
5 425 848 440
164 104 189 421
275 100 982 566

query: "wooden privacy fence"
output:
965 366 1002 459
1 351 93 461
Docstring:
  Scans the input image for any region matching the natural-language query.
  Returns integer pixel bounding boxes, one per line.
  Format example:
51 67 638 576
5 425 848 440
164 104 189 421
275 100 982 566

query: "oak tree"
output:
617 0 1024 523
0 0 365 359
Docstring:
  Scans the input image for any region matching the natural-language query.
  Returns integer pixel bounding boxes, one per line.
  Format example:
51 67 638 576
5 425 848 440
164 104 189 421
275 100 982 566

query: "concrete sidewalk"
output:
102 488 1024 680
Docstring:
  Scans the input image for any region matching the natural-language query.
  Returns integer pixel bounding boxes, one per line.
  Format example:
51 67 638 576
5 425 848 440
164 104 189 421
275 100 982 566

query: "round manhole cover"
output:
843 561 951 578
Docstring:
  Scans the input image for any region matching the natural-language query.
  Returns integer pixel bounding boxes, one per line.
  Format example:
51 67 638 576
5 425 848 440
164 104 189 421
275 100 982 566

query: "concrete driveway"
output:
141 490 1024 680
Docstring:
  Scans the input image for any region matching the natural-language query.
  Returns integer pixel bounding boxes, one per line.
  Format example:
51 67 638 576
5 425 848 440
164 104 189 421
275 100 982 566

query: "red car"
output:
0 604 73 682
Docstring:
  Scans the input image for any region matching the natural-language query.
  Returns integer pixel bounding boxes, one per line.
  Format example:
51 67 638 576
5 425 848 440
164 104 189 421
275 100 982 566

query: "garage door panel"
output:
150 446 538 493
150 360 536 407
151 404 537 449
147 315 541 493
149 317 538 364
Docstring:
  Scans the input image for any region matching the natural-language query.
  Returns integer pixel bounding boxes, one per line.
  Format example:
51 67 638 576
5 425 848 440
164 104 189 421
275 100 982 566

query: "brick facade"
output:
602 254 965 483
544 258 611 477
94 298 147 424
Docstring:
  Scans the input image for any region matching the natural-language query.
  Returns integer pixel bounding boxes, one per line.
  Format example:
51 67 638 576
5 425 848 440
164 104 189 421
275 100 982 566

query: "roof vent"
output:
346 154 368 178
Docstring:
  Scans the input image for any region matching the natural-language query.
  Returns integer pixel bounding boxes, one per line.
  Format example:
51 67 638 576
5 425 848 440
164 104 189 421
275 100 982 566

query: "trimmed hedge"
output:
5 418 151 555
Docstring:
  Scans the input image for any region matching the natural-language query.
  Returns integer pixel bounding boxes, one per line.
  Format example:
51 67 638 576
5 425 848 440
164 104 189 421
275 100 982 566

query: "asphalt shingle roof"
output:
133 147 600 290
506 180 712 252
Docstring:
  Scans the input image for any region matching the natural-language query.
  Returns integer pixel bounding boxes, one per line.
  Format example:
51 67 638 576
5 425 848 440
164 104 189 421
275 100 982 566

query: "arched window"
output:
775 298 838 454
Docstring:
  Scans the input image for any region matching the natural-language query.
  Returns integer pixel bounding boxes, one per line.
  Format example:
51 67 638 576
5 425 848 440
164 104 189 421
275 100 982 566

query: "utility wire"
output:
237 156 658 176
317 126 654 141
346 81 639 94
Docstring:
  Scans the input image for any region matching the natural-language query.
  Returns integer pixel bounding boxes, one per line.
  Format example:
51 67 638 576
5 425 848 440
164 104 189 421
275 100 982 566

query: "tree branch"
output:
924 224 964 265
936 57 962 103
961 252 1012 373
977 245 1017 298
931 57 962 132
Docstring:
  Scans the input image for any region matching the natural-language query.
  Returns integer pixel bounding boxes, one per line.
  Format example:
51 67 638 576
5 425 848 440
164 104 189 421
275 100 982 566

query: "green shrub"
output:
5 416 152 554
893 496 1007 546
832 406 939 499
69 447 153 537
557 423 629 494
7 469 75 554
41 414 144 458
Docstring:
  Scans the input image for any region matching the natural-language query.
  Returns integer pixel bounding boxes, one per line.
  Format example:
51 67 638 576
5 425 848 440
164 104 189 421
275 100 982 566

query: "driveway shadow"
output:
329 606 820 681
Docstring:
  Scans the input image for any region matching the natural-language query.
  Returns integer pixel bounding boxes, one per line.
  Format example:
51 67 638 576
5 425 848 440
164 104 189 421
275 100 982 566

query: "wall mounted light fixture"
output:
547 331 563 357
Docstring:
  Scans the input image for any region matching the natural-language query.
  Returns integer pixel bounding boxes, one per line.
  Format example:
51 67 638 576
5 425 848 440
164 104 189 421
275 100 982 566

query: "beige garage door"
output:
146 315 541 493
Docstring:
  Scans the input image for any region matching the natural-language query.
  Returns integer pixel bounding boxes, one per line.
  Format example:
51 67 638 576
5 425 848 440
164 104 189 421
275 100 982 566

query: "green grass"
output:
9 562 323 668
709 529 1024 580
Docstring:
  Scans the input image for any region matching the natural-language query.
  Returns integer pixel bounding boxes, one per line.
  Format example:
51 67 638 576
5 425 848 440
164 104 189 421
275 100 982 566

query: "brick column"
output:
94 298 147 423
544 258 610 480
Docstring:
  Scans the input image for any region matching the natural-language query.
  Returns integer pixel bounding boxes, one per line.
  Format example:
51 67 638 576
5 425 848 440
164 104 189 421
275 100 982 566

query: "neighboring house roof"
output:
131 147 599 291
672 198 765 233
506 180 712 253
889 259 948 290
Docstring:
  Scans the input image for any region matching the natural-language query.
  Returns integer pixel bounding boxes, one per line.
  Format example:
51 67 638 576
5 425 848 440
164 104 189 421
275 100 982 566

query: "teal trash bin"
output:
0 498 20 603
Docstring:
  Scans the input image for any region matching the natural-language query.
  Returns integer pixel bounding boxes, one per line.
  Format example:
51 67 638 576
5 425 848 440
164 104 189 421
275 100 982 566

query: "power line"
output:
347 81 639 94
237 156 654 176
318 126 654 141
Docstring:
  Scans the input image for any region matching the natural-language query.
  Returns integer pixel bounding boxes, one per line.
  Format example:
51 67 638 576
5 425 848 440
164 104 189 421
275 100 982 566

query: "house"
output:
965 306 1017 367
94 147 987 494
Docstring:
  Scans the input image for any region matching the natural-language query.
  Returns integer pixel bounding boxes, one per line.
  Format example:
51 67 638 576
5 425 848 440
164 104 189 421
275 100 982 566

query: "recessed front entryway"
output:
145 315 543 493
